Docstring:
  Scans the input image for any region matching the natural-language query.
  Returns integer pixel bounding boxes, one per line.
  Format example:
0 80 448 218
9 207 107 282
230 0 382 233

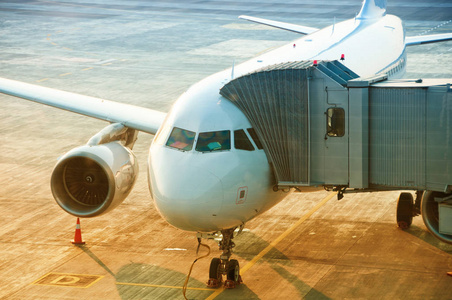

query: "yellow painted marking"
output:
32 272 104 288
206 284 225 297
63 47 72 51
102 63 112 66
206 192 336 300
36 78 49 82
59 72 72 77
241 192 335 274
82 67 94 71
51 42 58 46
116 282 213 291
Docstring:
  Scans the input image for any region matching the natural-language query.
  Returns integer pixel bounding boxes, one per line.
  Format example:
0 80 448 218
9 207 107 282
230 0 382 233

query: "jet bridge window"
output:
196 130 231 152
166 127 196 151
326 107 345 137
234 129 254 151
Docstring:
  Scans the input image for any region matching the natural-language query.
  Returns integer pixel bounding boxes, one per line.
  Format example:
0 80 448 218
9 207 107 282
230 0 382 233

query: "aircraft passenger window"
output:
166 127 196 151
246 128 263 150
326 108 345 137
196 130 230 152
234 129 254 151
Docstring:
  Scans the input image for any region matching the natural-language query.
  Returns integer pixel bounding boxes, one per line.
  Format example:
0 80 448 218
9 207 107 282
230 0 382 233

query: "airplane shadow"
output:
404 225 452 254
78 230 329 299
233 231 330 299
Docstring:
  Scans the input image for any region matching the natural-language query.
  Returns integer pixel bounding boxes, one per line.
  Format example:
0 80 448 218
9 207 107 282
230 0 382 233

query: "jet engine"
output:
421 191 452 244
51 141 138 217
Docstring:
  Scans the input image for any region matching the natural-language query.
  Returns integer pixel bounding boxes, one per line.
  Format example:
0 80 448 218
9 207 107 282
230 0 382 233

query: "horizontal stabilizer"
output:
406 33 452 46
238 15 318 35
0 77 166 135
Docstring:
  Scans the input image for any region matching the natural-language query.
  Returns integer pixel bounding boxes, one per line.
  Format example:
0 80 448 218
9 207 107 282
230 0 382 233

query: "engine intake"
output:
421 191 452 244
51 142 138 217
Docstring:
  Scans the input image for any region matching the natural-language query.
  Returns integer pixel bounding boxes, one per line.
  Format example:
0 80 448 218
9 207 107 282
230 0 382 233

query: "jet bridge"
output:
220 60 452 194
221 61 452 244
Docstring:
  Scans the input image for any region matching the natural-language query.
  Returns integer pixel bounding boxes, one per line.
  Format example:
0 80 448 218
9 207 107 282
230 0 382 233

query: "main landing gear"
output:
206 228 243 289
396 191 422 229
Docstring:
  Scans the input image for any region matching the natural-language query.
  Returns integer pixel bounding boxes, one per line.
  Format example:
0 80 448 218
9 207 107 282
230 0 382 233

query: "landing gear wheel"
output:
207 257 222 288
227 259 240 282
397 192 414 229
225 259 241 289
205 228 244 289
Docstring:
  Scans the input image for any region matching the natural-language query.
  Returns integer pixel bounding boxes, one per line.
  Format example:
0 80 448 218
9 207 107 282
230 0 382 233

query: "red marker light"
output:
340 54 345 60
313 60 318 66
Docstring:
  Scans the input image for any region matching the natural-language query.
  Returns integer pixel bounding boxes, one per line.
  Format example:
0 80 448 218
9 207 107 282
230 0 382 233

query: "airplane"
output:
0 0 452 291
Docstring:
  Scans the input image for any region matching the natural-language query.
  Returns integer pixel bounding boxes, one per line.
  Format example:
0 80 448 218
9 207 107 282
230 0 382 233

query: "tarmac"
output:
0 1 452 299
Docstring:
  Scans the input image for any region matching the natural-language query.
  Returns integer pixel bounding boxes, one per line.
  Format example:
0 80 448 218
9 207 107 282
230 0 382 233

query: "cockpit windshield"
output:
166 127 196 151
196 130 231 152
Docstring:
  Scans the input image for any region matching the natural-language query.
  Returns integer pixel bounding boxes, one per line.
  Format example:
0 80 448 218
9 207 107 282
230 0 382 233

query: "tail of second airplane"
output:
356 0 387 19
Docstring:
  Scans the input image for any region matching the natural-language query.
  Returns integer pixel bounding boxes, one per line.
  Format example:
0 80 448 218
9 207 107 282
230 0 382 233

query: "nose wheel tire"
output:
227 259 240 282
207 258 222 288
206 228 243 289
397 192 414 229
225 259 242 289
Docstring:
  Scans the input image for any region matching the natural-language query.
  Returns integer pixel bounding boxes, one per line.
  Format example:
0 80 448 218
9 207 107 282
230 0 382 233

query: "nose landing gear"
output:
206 228 243 289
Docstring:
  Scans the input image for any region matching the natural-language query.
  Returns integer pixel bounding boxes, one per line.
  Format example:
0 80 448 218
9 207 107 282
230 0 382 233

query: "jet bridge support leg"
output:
414 190 423 215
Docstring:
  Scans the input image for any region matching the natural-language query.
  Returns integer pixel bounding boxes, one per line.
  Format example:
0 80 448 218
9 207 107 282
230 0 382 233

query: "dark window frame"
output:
326 107 345 137
234 129 254 151
246 128 264 150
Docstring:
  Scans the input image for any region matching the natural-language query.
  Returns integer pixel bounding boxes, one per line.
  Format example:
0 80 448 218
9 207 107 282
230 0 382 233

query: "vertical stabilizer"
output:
356 0 387 19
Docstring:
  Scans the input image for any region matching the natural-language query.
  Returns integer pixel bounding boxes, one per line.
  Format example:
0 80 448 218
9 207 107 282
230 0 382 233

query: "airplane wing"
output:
405 33 452 46
0 77 166 135
238 15 319 35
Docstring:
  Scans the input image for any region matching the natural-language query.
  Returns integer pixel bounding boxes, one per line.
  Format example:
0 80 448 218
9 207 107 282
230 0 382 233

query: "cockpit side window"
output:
166 127 196 151
246 128 263 150
234 129 254 151
196 130 230 152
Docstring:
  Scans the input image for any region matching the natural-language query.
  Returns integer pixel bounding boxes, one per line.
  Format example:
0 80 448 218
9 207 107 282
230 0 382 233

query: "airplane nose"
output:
150 160 224 231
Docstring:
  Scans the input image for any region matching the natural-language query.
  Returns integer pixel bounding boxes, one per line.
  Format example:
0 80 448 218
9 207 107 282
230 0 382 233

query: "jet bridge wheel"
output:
397 192 414 229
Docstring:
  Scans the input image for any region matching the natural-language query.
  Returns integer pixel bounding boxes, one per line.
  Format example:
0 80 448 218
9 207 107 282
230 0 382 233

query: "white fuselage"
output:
148 14 406 232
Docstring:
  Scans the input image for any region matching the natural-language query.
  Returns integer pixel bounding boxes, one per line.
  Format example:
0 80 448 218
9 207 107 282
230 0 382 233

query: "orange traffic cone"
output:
72 218 85 245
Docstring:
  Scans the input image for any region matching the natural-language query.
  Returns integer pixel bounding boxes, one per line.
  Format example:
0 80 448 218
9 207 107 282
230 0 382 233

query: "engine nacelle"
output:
51 141 138 217
421 191 452 244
